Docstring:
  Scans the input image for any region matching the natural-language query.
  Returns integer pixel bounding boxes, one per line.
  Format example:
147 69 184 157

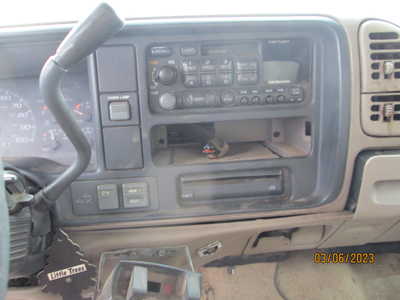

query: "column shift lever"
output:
33 3 124 210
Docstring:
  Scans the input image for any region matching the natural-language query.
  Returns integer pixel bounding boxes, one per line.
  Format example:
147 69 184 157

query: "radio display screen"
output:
262 39 311 84
201 42 258 56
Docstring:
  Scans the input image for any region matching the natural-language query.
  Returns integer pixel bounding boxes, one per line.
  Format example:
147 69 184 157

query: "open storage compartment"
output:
151 117 311 166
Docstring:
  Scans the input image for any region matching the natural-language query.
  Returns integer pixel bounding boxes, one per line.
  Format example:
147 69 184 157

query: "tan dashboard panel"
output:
68 212 350 269
354 154 400 220
359 20 400 93
361 93 400 136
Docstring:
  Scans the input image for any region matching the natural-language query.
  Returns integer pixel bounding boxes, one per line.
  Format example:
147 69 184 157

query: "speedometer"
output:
0 89 36 154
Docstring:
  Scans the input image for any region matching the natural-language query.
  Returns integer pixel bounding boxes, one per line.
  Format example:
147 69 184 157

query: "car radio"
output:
147 39 312 112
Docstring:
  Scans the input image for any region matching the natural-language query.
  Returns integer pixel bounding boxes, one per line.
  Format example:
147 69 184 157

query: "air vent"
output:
361 93 400 136
360 20 400 93
371 94 400 102
370 42 400 50
370 52 400 60
369 32 399 40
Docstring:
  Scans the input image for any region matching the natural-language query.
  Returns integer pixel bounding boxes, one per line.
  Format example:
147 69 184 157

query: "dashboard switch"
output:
180 46 197 56
236 72 258 85
122 182 149 208
97 184 119 210
159 93 177 110
109 101 130 121
156 65 178 85
150 46 172 57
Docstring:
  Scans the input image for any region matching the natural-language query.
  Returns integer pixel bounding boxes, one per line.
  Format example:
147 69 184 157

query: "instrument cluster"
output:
0 72 97 172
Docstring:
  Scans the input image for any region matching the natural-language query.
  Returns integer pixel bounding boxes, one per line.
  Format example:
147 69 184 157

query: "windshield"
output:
1 0 400 27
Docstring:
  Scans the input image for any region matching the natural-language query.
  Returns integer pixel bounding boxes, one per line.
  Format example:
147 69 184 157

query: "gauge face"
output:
71 101 92 122
0 89 36 154
0 74 97 172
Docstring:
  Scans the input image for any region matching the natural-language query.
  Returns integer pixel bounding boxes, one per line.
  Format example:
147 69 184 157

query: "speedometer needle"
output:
73 109 84 115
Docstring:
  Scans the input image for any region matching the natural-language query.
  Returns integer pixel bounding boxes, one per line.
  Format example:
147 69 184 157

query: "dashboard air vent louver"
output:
359 20 400 93
369 32 399 40
360 20 400 136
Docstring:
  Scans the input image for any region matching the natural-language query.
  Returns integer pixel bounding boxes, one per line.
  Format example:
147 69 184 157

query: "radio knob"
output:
156 65 177 85
159 93 177 110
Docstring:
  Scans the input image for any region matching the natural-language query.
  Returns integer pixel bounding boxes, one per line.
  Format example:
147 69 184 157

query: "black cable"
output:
273 261 289 300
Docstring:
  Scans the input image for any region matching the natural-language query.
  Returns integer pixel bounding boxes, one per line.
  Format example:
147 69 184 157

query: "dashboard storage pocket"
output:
151 117 311 166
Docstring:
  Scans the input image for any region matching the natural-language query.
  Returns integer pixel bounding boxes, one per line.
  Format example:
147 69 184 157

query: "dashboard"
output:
0 15 361 228
7 9 400 299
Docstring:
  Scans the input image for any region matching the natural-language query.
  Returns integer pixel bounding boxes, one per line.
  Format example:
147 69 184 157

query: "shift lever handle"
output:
34 3 124 208
54 3 124 69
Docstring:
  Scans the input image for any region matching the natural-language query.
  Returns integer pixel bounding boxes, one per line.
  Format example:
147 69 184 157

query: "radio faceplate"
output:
147 39 312 113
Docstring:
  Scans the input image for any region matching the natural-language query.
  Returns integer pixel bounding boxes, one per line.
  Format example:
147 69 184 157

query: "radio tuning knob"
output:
155 65 178 85
159 93 177 110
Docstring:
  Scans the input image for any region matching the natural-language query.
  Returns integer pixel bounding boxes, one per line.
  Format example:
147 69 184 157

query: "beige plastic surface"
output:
67 212 350 270
245 225 326 255
359 20 400 93
374 220 400 242
354 154 400 220
320 154 400 248
361 93 400 136
320 218 400 248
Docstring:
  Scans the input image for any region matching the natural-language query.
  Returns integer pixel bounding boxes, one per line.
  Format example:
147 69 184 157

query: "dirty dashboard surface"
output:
2 16 351 227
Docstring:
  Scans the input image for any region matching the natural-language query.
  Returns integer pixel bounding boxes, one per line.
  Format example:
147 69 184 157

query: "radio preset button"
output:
221 92 235 106
240 96 249 105
265 95 275 104
250 88 260 95
277 95 286 103
251 96 261 104
217 59 233 71
217 73 233 86
182 95 194 107
183 74 199 88
205 93 218 107
290 86 302 95
236 60 258 71
183 93 213 107
181 60 198 73
237 72 258 85
200 74 217 87
192 94 207 106
200 59 216 72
